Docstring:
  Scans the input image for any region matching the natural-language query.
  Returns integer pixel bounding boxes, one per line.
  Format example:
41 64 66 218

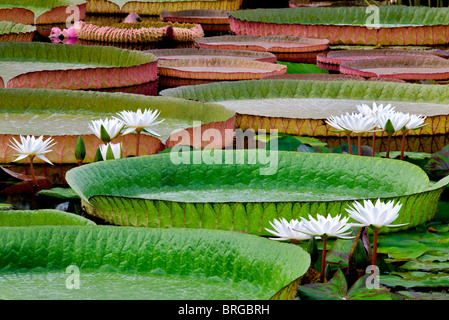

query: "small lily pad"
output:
37 187 80 200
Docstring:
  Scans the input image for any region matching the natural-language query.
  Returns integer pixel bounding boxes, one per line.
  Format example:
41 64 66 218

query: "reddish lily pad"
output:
148 48 277 63
0 0 86 25
0 42 158 90
262 73 365 81
157 58 287 80
317 49 438 66
229 6 449 46
340 56 449 80
195 35 329 53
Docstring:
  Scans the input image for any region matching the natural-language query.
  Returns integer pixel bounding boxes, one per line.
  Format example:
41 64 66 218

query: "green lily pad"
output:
37 187 80 200
0 209 95 226
0 226 310 300
0 42 157 89
297 268 392 300
0 21 35 34
0 88 235 164
377 239 428 260
275 61 329 74
381 272 449 289
65 150 449 234
229 6 449 46
255 133 327 148
0 203 13 210
160 79 449 137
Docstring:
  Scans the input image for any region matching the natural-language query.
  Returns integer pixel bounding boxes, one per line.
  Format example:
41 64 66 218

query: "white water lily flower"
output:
89 118 124 142
114 108 164 137
326 113 378 134
376 111 410 133
356 102 395 118
99 142 122 160
345 199 408 229
8 135 56 164
404 113 427 131
325 114 347 132
295 214 354 239
265 218 311 242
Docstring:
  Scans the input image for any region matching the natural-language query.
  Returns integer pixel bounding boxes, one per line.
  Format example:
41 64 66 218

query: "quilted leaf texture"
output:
0 0 86 24
0 209 96 226
0 226 310 299
0 42 157 89
160 79 449 136
85 0 243 15
0 88 235 164
65 150 449 234
229 6 449 45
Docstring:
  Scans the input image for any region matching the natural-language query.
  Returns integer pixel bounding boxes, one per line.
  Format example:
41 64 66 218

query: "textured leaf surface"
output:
0 0 86 22
0 21 35 35
0 42 157 89
229 6 449 26
86 0 241 15
37 187 80 199
0 209 95 226
0 226 310 299
0 88 234 164
297 268 392 300
65 150 449 234
160 79 449 136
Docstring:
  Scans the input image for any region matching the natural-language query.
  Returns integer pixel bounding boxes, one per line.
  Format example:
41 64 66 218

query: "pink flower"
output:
49 27 63 38
62 27 77 38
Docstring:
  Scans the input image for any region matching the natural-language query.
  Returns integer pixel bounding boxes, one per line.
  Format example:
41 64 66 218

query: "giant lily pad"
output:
0 88 235 164
317 49 439 66
262 73 365 81
0 21 36 42
0 0 86 24
0 209 95 226
148 48 277 63
0 42 158 89
65 150 449 234
229 6 449 46
160 79 449 137
157 58 287 80
0 225 310 300
340 56 449 81
160 9 230 25
77 20 204 43
86 0 242 15
195 35 329 53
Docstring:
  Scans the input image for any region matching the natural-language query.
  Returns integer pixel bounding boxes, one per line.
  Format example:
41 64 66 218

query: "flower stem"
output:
346 133 352 155
357 134 362 156
372 228 379 267
400 132 407 161
385 133 392 158
371 134 376 157
28 155 37 186
135 130 141 157
320 237 328 282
